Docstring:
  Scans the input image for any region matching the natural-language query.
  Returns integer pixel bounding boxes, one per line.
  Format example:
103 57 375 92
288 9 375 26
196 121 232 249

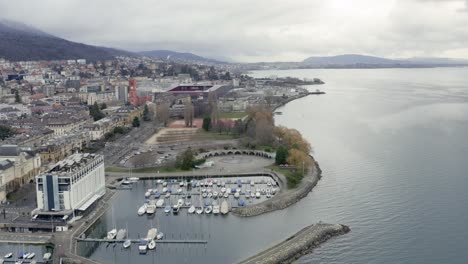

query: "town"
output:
0 55 326 263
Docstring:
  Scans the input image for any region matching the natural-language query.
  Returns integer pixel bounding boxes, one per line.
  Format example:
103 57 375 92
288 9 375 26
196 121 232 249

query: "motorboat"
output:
204 206 212 214
107 228 117 239
185 200 191 206
156 179 162 184
226 188 232 194
27 252 35 259
238 200 246 206
138 239 148 254
167 188 172 193
188 205 196 214
156 199 165 207
256 192 261 198
250 192 255 198
164 206 171 214
144 191 151 198
213 205 220 214
201 188 206 193
213 191 218 198
162 181 167 187
157 232 164 240
146 204 156 214
220 187 226 193
162 187 168 193
250 180 255 186
43 253 51 260
123 239 131 248
223 193 229 198
148 189 153 194
196 207 204 214
177 199 184 207
116 229 127 240
202 193 207 198
154 192 161 198
220 200 229 215
148 240 156 250
207 192 213 198
218 192 223 198
172 204 180 214
177 188 183 193
234 192 240 199
179 181 184 187
4 253 12 258
266 193 272 198
128 177 140 182
121 180 132 185
267 181 272 186
221 181 226 187
147 228 157 240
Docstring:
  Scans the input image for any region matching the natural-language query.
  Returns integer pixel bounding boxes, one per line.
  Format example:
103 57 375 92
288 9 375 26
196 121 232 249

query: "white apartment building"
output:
35 153 105 216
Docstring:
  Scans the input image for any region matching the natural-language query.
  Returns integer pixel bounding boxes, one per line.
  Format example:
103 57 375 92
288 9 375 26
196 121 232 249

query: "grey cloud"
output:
0 0 467 62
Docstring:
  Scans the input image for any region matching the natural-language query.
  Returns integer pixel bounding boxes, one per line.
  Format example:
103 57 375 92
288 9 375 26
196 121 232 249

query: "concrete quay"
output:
239 223 350 264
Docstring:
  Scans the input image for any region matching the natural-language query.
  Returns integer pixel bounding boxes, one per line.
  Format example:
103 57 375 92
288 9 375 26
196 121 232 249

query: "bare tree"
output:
184 101 194 127
157 103 170 126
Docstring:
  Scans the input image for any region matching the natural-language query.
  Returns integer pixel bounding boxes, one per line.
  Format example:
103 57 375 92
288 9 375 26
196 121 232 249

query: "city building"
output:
128 78 152 105
33 153 105 224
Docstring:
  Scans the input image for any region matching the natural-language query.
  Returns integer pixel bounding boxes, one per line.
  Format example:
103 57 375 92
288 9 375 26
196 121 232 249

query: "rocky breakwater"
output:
233 158 321 217
239 223 350 264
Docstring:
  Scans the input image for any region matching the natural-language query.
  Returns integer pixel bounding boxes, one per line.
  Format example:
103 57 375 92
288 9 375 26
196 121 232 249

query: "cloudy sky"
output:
1 0 468 62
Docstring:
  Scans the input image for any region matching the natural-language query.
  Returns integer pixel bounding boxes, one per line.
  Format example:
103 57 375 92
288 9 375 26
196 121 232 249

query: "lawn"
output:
266 164 304 189
218 111 247 119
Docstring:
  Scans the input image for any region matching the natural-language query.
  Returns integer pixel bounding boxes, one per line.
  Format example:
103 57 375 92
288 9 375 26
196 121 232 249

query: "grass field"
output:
266 164 304 189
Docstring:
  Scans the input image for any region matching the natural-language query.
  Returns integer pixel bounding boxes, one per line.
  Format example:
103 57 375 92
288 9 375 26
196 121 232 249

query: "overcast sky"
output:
1 0 468 62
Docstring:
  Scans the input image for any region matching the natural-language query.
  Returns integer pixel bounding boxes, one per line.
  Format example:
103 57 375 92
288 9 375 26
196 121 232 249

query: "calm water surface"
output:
84 68 468 264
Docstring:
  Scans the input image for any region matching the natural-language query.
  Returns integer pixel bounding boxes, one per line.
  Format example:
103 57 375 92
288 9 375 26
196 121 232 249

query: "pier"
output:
75 238 208 244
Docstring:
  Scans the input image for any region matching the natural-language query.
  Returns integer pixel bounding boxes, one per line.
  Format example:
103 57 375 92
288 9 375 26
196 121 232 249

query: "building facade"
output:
35 153 105 216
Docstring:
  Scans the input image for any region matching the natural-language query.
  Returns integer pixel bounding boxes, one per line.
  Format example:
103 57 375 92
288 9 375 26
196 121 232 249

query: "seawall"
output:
232 159 321 217
239 223 350 264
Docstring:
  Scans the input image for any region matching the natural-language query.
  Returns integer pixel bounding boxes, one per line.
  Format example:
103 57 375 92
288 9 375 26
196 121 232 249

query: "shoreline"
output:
239 223 350 264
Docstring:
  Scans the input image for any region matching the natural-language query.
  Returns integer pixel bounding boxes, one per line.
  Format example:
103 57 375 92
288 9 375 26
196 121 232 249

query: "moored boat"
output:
220 200 229 215
146 228 157 240
204 206 212 214
196 207 204 214
213 205 220 214
138 239 148 254
138 204 147 216
107 228 117 240
116 229 127 240
123 239 131 248
157 232 164 240
156 199 165 207
188 205 196 214
4 253 12 259
164 206 171 214
148 239 156 250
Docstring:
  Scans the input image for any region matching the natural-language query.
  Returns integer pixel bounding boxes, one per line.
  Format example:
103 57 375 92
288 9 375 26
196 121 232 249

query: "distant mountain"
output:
404 57 468 65
0 20 134 62
139 50 227 64
303 54 405 65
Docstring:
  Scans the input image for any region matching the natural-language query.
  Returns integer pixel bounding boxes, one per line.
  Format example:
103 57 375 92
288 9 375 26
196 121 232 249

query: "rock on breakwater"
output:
239 223 350 264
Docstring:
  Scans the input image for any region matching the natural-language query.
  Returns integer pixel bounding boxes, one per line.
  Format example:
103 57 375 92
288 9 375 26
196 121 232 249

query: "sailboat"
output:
220 200 229 215
4 253 13 258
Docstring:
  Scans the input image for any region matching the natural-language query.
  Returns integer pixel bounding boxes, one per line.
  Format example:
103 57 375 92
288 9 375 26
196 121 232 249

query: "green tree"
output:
14 90 22 103
275 146 288 165
0 125 16 140
202 117 211 131
100 102 107 110
143 105 151 121
89 102 105 121
113 126 125 134
132 116 140 127
175 148 195 170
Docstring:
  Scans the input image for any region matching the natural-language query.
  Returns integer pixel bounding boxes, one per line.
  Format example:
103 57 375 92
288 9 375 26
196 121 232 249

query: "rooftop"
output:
46 153 102 175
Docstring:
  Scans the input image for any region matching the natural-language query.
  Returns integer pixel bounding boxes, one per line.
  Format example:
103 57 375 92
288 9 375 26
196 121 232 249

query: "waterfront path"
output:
239 223 350 264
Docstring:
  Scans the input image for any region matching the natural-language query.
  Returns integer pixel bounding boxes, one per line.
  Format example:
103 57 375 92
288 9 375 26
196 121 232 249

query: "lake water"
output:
83 68 468 264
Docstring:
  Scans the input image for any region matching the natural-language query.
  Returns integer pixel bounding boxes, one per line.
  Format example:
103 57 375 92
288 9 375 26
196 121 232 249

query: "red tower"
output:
128 79 139 105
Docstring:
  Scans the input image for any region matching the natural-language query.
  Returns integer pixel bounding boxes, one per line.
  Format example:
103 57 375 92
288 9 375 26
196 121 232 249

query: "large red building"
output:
128 78 152 105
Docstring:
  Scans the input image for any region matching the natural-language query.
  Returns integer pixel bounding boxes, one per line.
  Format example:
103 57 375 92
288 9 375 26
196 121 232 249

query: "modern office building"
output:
34 153 105 223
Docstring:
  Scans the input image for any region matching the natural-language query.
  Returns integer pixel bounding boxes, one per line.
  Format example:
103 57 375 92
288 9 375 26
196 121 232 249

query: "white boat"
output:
213 191 218 198
116 229 127 240
250 192 255 198
23 253 30 259
147 189 153 194
196 207 204 214
202 193 207 198
185 200 191 206
220 200 229 215
256 192 261 198
138 204 147 216
121 180 132 185
157 232 164 240
162 181 167 187
177 188 183 193
26 252 35 259
164 206 171 214
226 188 232 194
207 193 213 198
267 181 272 186
165 193 171 198
128 177 140 182
107 228 117 240
179 181 184 187
213 205 220 214
266 193 272 198
146 204 156 214
162 187 168 193
146 228 157 240
156 179 162 184
250 180 255 186
221 181 226 187
148 240 156 250
204 206 212 214
156 199 165 207
201 188 206 193
4 253 12 259
123 239 131 248
223 193 229 198
188 205 196 214
43 253 51 260
172 204 180 214
234 192 240 199
220 187 226 193
144 191 151 198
